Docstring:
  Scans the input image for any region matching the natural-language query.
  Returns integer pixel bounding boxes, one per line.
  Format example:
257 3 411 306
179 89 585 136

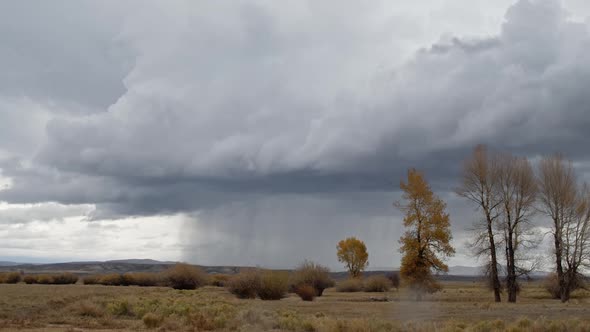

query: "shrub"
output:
364 275 391 292
257 271 289 300
336 278 363 292
143 313 163 328
387 272 400 290
543 273 586 299
82 275 100 285
122 272 161 287
210 274 231 287
23 275 37 284
36 274 54 284
0 272 21 284
98 274 124 286
227 270 261 299
51 273 78 284
544 273 562 299
289 261 334 297
164 263 208 290
295 284 316 301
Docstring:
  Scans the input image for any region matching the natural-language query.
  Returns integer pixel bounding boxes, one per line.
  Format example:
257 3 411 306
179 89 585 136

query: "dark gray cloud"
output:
0 1 132 109
3 0 589 212
0 0 589 266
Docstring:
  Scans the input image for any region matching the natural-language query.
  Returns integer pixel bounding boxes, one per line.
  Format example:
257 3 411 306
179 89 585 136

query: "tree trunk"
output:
488 222 502 302
507 230 518 303
554 229 567 303
561 270 575 303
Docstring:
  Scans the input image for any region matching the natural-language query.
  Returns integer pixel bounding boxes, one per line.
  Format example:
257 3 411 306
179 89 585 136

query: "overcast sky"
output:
1 0 589 270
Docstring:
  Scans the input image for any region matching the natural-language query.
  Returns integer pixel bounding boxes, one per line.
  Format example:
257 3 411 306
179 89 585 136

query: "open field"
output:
1 281 589 331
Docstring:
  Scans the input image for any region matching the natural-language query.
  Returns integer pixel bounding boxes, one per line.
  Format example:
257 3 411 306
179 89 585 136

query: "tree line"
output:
457 145 590 303
335 145 590 303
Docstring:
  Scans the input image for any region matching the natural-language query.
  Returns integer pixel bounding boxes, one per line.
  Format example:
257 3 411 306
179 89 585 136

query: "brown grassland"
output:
1 280 590 331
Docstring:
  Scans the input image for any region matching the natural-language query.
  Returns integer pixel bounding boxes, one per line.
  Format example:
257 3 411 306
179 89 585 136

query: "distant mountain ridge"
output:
0 261 20 267
0 259 179 274
104 259 177 265
0 260 548 280
447 265 483 276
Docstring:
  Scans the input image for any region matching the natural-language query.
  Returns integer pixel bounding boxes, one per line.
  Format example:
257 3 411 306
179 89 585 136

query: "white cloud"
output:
0 213 186 262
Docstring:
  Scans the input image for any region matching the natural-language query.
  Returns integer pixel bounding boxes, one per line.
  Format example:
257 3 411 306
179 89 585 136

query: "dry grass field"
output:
0 282 590 331
1 280 590 331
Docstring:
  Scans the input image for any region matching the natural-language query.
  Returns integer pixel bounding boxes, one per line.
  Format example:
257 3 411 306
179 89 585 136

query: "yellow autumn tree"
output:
395 169 455 300
336 237 369 278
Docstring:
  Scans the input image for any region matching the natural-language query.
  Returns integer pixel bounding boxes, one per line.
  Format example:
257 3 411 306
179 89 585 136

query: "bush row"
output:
83 263 209 290
0 272 22 284
226 261 335 302
23 273 79 285
83 272 162 287
336 274 396 293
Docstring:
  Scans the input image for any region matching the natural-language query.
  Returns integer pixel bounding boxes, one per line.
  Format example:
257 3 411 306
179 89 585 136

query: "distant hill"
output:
0 260 547 281
0 259 249 276
0 259 178 275
447 265 483 276
106 259 176 265
0 261 20 267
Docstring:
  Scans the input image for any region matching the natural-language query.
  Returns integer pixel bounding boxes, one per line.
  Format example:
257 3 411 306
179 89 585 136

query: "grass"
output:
0 280 589 331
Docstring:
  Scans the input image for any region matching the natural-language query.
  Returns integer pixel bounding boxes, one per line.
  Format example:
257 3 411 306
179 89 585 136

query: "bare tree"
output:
495 153 538 302
537 155 590 302
456 145 503 302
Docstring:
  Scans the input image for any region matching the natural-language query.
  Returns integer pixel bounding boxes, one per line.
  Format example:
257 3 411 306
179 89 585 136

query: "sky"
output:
1 0 590 270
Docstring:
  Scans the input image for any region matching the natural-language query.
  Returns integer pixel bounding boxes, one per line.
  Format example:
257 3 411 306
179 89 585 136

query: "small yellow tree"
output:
337 237 369 278
395 169 454 300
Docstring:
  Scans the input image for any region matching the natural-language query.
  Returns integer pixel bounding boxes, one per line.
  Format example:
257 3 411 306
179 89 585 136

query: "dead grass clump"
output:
142 313 163 328
164 263 209 290
289 261 334 296
336 278 363 292
514 317 532 330
313 317 398 332
363 275 391 292
210 274 231 287
257 271 289 300
77 301 105 317
186 311 216 330
0 272 21 284
294 284 316 301
227 270 261 299
107 300 134 317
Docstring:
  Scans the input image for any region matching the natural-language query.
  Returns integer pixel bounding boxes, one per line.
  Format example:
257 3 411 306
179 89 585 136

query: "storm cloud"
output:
0 0 589 268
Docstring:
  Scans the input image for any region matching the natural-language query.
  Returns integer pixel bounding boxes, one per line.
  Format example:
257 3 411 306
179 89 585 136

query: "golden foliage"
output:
336 237 369 278
395 168 454 298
